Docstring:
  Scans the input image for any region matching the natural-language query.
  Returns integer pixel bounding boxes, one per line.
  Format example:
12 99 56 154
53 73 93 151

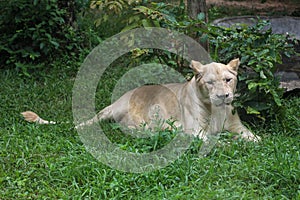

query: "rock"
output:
275 71 300 91
213 16 300 40
280 80 300 92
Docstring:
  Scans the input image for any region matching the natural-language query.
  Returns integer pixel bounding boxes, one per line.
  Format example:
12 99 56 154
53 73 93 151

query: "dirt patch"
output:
207 0 300 16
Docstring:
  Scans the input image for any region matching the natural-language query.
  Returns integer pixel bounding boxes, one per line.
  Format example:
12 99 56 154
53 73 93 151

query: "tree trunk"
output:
187 0 208 23
187 0 209 51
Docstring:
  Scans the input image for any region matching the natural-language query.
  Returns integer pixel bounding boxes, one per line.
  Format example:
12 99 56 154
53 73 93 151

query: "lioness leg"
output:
226 113 260 142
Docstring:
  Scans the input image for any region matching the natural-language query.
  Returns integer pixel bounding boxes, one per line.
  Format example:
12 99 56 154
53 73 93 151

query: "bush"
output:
208 20 295 119
0 0 93 72
89 0 145 38
90 1 206 40
90 1 207 70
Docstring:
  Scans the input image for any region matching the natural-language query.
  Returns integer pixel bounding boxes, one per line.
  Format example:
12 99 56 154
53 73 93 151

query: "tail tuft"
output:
21 111 39 122
21 111 56 124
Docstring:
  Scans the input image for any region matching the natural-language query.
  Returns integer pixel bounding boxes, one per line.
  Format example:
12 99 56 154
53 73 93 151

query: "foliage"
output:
90 0 206 40
0 0 95 73
125 1 208 70
89 0 145 38
90 1 207 70
89 0 204 38
208 20 296 119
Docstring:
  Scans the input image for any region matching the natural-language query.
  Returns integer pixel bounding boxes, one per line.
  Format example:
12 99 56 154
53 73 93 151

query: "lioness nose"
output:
217 93 229 99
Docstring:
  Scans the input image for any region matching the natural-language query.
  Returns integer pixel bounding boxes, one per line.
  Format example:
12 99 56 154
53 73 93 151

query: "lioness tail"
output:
21 111 56 124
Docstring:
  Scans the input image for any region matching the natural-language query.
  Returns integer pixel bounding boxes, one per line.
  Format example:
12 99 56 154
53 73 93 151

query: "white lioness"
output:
22 59 260 141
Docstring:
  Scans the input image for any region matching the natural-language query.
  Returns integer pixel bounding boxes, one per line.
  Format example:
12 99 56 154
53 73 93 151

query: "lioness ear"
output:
190 60 203 74
190 60 203 81
227 58 240 72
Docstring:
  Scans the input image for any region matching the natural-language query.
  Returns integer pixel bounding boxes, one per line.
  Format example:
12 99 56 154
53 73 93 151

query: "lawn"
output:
0 61 299 199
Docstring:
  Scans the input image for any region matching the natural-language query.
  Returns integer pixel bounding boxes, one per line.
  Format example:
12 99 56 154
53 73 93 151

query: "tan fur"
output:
21 111 55 124
76 59 260 142
22 111 39 122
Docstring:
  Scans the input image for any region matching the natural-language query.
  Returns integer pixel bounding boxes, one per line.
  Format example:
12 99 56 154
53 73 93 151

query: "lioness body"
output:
76 59 259 141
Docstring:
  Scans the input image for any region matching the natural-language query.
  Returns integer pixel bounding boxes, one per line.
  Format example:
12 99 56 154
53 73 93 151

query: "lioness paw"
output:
241 133 261 142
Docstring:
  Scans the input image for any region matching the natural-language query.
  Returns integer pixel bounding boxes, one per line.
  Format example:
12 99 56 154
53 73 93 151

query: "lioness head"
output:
190 59 240 106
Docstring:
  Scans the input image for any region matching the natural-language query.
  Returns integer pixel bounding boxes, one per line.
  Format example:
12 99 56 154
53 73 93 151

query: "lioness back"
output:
119 84 184 128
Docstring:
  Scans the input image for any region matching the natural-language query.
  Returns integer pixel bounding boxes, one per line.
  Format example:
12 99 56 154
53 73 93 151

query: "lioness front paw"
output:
241 132 261 142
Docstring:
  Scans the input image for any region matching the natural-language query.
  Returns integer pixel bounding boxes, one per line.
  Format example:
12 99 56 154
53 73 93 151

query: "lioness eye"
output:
206 81 213 85
225 78 232 83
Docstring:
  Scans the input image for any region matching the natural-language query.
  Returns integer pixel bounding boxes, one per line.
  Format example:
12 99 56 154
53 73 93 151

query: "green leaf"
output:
284 51 291 57
260 71 267 79
197 13 205 21
122 23 140 32
240 55 249 64
142 19 153 27
40 42 45 50
153 20 161 27
248 59 256 66
200 34 208 43
165 15 177 24
248 82 258 90
270 89 282 106
50 41 59 48
258 49 269 56
246 106 260 115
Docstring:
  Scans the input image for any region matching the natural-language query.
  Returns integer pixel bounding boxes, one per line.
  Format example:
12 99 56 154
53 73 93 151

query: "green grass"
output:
0 62 299 199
